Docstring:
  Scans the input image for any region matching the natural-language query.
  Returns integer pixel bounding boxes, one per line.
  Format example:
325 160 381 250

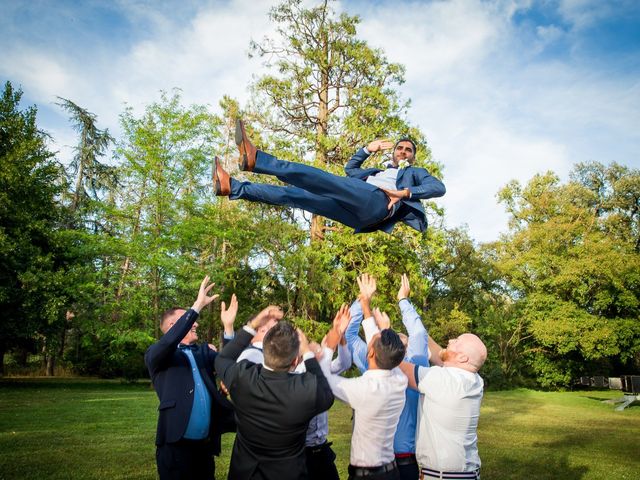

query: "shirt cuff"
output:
363 146 371 155
362 317 380 344
190 304 201 314
223 332 235 340
243 325 257 336
302 351 315 361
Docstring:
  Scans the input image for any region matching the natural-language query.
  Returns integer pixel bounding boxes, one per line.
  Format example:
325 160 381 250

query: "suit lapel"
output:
396 167 409 188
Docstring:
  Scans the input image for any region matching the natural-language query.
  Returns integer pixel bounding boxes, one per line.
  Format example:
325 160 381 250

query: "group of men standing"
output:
145 125 487 479
146 273 487 480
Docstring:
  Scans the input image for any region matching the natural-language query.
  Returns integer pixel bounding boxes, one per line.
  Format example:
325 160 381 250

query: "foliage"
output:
1 1 638 389
493 168 640 387
0 81 69 375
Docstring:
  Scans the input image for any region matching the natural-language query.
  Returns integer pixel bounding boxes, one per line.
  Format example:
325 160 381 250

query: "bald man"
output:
399 333 487 480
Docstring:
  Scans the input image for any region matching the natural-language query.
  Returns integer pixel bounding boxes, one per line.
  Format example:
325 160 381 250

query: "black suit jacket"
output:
145 309 235 454
215 328 335 480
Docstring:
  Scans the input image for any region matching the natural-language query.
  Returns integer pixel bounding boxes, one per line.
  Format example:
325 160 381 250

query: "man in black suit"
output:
145 276 237 480
215 308 335 480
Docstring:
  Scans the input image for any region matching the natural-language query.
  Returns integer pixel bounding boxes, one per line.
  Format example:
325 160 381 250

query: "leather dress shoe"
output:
212 156 231 196
235 119 257 172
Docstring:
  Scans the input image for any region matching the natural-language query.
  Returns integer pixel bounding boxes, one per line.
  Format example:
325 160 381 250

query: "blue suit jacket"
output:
145 309 235 452
345 148 446 233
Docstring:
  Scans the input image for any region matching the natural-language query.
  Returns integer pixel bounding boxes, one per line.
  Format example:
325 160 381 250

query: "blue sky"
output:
1 0 639 243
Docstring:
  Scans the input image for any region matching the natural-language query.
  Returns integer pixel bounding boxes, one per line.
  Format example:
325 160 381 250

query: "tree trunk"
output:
0 346 5 377
310 31 331 243
46 353 55 376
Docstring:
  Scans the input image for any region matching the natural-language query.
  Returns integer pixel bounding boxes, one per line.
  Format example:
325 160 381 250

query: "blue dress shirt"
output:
180 345 211 440
345 299 429 454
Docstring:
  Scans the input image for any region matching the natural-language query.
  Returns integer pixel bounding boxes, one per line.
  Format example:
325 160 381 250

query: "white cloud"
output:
352 0 639 242
2 0 638 243
2 49 74 103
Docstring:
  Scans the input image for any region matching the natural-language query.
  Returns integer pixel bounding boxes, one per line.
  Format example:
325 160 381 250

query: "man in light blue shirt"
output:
145 278 237 480
345 274 429 480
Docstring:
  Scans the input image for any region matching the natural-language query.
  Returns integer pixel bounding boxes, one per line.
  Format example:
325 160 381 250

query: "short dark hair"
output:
263 322 300 371
373 329 406 370
161 307 186 326
395 137 417 154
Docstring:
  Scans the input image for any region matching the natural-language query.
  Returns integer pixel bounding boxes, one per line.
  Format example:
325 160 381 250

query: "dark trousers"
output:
230 151 390 229
396 455 419 480
305 442 340 480
348 463 401 480
156 439 215 480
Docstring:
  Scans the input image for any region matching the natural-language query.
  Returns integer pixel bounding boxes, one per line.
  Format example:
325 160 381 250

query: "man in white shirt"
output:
319 275 408 480
399 333 487 480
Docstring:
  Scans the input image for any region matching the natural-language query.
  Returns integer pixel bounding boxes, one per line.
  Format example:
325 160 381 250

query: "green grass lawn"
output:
0 379 638 479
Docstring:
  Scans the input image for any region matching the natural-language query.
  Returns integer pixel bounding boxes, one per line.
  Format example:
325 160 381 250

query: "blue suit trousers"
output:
230 151 391 229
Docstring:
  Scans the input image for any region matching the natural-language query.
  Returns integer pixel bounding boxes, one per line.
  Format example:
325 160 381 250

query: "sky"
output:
1 0 639 243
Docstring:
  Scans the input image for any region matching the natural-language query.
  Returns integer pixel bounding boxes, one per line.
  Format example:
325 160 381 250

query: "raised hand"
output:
250 305 284 330
372 308 391 330
220 293 238 334
332 303 351 336
193 275 219 312
297 328 311 356
397 274 410 301
366 139 394 153
308 341 324 360
357 274 377 302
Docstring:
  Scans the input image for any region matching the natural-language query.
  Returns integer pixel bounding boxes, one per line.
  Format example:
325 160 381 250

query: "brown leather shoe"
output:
235 119 257 172
212 156 231 196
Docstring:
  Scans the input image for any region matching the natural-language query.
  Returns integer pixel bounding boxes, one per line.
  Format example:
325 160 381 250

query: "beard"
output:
439 348 453 363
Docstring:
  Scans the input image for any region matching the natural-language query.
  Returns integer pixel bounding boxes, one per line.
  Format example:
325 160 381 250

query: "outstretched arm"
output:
220 293 238 340
215 306 283 387
299 329 335 412
145 276 219 376
397 274 429 365
345 300 368 373
399 361 421 391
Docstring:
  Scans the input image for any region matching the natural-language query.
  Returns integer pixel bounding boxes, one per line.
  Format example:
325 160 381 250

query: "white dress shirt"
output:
414 365 484 472
366 166 399 191
301 343 351 447
319 318 407 467
236 341 264 364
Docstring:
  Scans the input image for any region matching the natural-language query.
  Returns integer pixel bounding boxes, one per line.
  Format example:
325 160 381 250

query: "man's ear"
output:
458 353 469 364
290 355 301 371
367 345 375 360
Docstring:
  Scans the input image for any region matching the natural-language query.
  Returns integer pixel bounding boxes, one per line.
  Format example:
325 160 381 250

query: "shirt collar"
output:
363 368 394 377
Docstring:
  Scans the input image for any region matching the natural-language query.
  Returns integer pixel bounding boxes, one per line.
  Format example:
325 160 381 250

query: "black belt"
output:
395 453 417 466
305 441 332 454
349 460 398 477
421 467 480 479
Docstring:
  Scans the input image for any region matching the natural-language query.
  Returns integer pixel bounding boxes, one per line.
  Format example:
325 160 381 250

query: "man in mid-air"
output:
213 120 445 234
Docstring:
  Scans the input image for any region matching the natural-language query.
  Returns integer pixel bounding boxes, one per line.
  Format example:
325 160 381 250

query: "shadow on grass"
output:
0 377 152 391
484 453 589 480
